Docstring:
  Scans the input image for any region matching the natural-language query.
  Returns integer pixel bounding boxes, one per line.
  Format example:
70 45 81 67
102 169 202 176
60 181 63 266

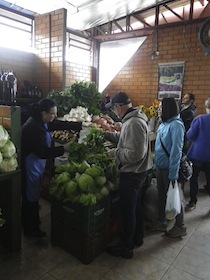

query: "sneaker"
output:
147 221 167 232
186 202 196 211
106 245 133 259
165 226 187 238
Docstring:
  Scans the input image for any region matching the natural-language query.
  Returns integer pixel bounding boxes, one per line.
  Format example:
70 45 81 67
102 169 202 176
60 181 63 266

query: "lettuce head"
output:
0 140 16 158
0 125 9 148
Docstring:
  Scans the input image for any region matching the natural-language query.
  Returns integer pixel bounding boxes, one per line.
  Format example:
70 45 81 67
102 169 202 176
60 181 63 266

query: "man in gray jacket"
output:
105 92 153 259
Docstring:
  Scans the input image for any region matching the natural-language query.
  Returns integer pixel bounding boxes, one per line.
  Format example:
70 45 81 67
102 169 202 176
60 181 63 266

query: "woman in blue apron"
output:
21 99 82 238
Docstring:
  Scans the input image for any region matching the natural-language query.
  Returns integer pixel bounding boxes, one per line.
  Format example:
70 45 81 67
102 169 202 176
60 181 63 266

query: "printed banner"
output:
158 61 185 100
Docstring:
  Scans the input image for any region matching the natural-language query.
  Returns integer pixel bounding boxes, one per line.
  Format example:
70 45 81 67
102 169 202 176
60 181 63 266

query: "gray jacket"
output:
105 108 153 173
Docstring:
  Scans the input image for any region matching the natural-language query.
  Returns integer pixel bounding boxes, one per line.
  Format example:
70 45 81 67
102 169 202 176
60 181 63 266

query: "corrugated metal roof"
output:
0 0 208 32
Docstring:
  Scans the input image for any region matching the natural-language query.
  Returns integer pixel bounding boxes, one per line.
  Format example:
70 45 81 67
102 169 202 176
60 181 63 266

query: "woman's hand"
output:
63 142 71 152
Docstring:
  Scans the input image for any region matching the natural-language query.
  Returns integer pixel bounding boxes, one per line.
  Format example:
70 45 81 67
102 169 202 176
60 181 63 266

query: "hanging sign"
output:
157 61 185 100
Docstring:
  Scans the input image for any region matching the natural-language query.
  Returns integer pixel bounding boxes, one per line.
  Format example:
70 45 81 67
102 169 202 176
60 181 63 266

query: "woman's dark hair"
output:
161 97 179 122
30 98 56 119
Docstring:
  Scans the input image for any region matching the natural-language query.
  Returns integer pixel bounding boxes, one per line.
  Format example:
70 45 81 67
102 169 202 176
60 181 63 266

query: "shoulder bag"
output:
160 138 193 181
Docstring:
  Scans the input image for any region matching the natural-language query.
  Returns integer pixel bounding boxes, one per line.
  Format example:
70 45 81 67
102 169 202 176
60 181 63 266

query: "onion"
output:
97 118 107 125
92 115 100 123
101 123 110 130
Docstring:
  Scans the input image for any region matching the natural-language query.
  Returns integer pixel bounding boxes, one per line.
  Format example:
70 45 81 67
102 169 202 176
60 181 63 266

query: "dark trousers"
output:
156 168 185 227
119 171 147 250
22 197 40 234
190 160 210 203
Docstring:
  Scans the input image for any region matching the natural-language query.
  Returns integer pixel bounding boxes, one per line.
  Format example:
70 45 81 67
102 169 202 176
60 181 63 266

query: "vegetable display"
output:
0 125 18 173
48 81 102 117
50 160 114 206
50 127 117 205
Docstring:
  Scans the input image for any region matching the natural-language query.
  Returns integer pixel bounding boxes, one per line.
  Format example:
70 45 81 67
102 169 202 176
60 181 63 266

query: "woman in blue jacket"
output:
186 97 210 210
149 98 187 238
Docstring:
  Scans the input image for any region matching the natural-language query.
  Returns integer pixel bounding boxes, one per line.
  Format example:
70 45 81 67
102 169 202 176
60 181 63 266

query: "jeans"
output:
156 168 185 228
119 171 148 250
190 160 210 203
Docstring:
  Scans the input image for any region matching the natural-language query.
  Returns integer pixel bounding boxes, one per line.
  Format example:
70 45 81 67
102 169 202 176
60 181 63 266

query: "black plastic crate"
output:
51 219 107 264
51 196 110 236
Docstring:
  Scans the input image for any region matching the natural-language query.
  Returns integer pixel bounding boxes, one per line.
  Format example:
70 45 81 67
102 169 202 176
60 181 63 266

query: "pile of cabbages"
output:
50 160 117 206
0 125 18 172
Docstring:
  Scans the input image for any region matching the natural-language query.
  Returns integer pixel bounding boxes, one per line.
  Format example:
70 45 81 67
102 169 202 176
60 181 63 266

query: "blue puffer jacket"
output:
155 116 184 180
187 114 210 162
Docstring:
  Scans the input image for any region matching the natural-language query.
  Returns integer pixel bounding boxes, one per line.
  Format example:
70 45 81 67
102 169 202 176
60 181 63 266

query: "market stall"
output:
0 105 21 252
48 82 156 264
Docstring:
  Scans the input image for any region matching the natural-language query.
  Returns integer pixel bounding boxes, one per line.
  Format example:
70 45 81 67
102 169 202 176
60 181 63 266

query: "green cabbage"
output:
0 140 16 158
100 186 109 197
0 125 9 148
96 176 107 187
77 173 95 193
77 160 90 173
65 180 77 198
85 164 104 178
55 161 78 176
0 156 18 172
79 193 97 206
52 172 70 187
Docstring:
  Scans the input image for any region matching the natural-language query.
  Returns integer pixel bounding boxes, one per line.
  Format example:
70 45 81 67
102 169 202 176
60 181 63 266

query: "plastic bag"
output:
165 180 181 220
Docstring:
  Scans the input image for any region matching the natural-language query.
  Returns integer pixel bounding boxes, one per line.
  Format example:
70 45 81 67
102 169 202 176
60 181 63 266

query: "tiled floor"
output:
1 173 210 280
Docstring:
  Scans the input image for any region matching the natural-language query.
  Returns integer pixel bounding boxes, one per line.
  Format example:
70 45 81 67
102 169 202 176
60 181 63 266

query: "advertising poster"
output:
158 61 185 100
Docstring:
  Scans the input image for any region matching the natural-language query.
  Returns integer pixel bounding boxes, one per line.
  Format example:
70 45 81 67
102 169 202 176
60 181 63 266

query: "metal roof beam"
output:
132 14 152 27
92 17 207 42
163 4 184 20
113 20 125 32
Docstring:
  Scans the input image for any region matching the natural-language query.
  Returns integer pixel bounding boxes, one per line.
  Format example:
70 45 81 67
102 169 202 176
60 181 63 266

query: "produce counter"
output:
50 129 119 264
0 169 21 252
49 122 155 263
0 105 21 252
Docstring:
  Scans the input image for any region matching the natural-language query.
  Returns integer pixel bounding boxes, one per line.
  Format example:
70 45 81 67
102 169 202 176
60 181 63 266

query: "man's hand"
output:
107 148 115 157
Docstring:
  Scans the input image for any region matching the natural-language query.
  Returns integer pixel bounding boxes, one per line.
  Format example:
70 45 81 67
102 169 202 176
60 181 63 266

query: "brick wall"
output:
104 22 210 115
34 9 67 96
66 62 91 86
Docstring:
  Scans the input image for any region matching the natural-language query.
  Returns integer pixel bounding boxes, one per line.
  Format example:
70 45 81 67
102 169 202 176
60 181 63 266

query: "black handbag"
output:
160 138 193 181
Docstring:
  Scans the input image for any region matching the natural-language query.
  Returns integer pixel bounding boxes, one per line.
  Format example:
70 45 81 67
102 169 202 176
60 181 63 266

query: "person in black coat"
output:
180 93 196 153
21 98 82 237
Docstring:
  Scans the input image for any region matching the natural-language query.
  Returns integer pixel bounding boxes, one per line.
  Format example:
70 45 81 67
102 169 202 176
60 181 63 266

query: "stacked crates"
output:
51 196 110 264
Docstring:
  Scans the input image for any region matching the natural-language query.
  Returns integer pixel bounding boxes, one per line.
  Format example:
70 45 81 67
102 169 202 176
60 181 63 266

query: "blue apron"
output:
25 123 51 202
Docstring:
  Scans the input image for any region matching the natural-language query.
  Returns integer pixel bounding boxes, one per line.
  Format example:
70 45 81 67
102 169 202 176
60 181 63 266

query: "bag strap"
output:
160 138 170 157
